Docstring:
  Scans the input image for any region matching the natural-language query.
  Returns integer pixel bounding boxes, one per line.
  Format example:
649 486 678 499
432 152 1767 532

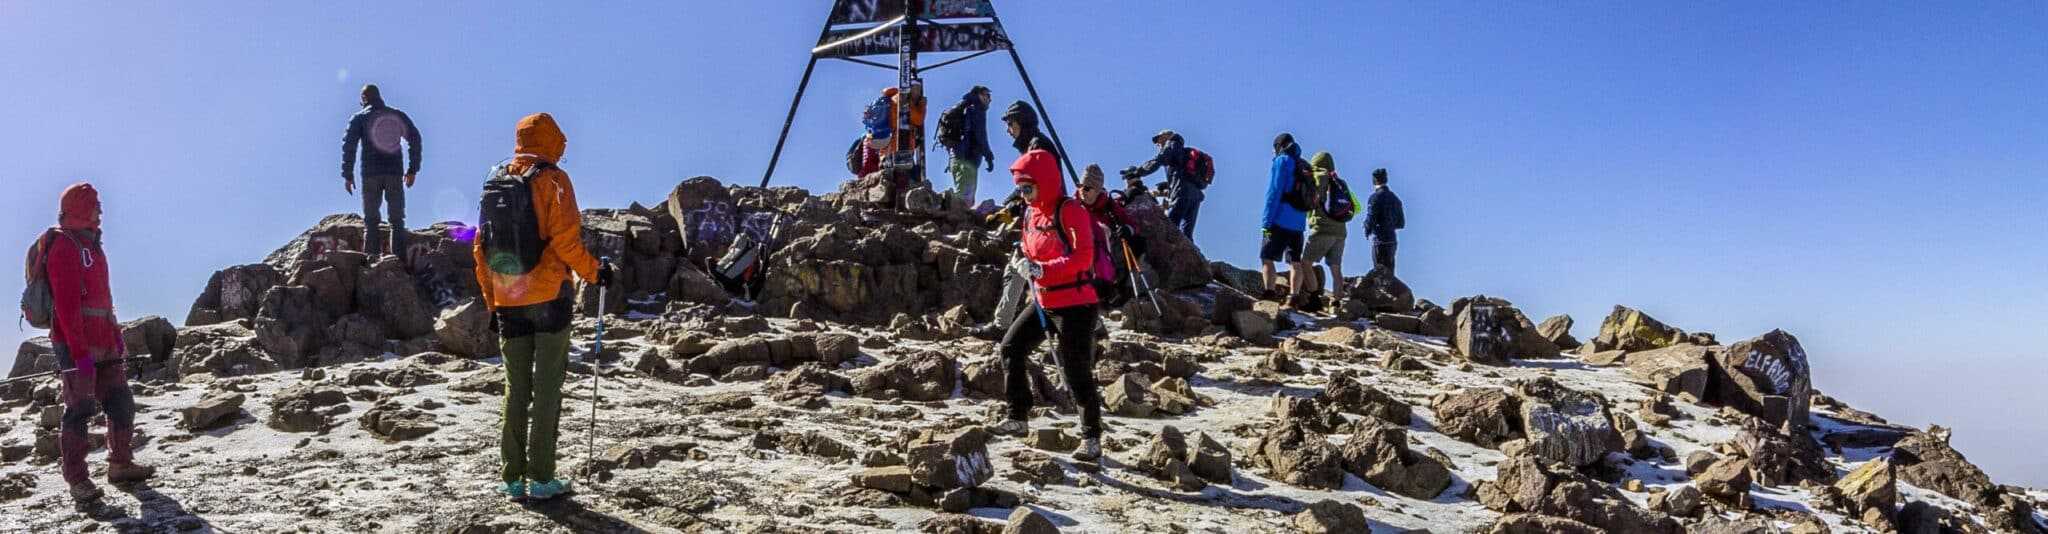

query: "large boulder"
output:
7 337 58 380
186 263 282 326
1117 290 1207 337
252 285 326 365
1340 419 1452 499
901 427 994 490
1891 428 2000 506
1249 420 1347 490
1349 268 1414 314
433 299 498 358
1291 499 1371 534
1709 329 1812 430
1318 370 1411 426
1119 194 1210 290
1733 420 1834 488
1589 305 1684 352
1513 377 1623 468
1452 296 1556 365
1478 453 1681 533
1536 314 1579 350
267 383 349 433
1431 388 1522 448
358 400 439 441
174 322 275 378
1831 458 1898 529
179 391 247 430
1621 344 1715 402
852 351 958 402
355 256 435 339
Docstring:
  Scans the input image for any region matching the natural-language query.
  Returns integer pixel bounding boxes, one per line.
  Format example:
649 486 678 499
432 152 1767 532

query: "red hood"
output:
59 182 99 231
1010 149 1064 209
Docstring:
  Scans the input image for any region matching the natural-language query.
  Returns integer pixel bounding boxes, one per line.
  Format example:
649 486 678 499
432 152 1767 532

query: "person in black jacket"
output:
1000 101 1055 158
944 86 997 203
341 84 423 259
1362 168 1405 273
1121 130 1203 238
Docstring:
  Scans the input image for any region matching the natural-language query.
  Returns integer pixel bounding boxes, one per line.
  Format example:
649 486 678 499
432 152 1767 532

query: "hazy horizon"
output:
2 1 2042 486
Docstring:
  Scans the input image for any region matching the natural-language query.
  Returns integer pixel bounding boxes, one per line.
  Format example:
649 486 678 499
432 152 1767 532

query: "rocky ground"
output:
2 178 2042 533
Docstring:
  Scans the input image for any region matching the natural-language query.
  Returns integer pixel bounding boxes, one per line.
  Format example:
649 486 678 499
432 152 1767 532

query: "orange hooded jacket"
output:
471 113 600 309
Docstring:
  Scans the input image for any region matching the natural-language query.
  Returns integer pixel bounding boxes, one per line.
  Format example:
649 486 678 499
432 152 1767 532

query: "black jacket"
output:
1128 134 1199 202
1364 185 1405 243
342 105 422 179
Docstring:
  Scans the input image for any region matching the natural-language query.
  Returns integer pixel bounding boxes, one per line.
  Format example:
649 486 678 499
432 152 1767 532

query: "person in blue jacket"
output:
1260 133 1310 302
1362 167 1406 274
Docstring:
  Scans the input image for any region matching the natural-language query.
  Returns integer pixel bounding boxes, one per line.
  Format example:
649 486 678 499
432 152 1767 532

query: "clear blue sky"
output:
3 2 2042 484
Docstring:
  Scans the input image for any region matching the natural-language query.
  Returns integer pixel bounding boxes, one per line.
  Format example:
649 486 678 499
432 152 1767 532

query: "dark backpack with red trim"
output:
1182 147 1215 189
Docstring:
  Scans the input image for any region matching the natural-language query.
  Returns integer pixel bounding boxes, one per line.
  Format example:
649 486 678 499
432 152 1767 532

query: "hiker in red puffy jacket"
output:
44 183 154 504
991 148 1107 462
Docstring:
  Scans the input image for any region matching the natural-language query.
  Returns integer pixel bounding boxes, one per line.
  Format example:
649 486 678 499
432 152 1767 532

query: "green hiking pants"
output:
500 327 571 483
947 157 980 204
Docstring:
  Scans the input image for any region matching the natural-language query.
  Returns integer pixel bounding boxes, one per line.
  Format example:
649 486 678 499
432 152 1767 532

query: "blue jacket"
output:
953 93 996 166
1262 145 1307 232
1364 185 1405 243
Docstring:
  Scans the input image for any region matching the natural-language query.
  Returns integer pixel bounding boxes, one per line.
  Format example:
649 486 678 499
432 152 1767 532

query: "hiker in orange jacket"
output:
43 183 155 504
469 112 611 501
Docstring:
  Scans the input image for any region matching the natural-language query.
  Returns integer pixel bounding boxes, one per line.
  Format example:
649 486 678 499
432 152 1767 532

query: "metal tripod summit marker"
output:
762 0 1079 189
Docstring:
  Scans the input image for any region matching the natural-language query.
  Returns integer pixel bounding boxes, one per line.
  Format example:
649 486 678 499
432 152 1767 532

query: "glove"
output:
1110 224 1133 240
1025 262 1045 281
596 263 616 288
985 159 995 172
343 177 355 195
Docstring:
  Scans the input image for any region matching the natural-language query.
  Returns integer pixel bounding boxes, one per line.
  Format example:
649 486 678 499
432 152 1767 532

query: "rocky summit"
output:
3 178 2043 533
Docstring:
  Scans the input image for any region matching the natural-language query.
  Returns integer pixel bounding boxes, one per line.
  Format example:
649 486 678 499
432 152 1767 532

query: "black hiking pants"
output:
361 174 408 258
999 303 1102 438
1372 240 1397 274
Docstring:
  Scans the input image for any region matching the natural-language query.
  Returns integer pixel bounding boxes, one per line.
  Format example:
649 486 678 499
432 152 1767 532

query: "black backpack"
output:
478 161 551 276
1282 156 1317 211
844 137 865 176
1321 173 1358 223
935 101 969 152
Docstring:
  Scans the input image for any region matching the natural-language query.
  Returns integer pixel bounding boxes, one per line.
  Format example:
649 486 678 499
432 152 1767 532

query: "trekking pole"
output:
0 356 150 386
1121 239 1163 315
586 257 610 484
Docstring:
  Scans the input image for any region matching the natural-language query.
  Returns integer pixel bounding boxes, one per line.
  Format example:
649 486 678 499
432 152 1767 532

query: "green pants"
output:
947 157 980 204
500 328 571 483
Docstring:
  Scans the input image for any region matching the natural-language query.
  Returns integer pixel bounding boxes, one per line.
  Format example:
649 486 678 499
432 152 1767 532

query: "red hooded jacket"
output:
1011 150 1099 310
46 183 122 376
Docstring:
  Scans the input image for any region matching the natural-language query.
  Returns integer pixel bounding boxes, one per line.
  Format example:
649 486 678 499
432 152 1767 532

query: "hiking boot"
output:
991 419 1029 437
1073 438 1102 462
497 480 527 499
69 482 103 504
107 462 156 484
527 479 572 501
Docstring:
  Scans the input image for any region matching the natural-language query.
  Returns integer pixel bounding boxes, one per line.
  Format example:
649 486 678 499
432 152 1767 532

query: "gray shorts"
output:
1303 233 1345 266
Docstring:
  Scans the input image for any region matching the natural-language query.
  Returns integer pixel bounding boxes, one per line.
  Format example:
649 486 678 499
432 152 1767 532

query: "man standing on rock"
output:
43 182 155 504
991 146 1106 462
471 113 613 501
1261 133 1311 303
1362 168 1404 274
939 85 996 204
1301 151 1354 305
1120 130 1205 239
341 84 424 261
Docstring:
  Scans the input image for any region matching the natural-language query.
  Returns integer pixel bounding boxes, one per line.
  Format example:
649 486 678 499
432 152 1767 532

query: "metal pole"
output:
0 356 148 386
761 57 819 188
585 259 609 486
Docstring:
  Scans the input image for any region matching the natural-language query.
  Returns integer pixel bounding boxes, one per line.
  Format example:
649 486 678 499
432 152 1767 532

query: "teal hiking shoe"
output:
527 479 572 500
497 480 526 499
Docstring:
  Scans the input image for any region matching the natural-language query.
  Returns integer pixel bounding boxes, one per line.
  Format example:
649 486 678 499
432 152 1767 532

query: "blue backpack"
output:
861 96 894 141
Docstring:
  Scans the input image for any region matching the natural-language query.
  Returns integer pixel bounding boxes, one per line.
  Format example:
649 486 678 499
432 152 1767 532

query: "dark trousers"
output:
361 174 408 257
61 363 136 485
1167 198 1201 239
1372 240 1398 274
999 303 1102 438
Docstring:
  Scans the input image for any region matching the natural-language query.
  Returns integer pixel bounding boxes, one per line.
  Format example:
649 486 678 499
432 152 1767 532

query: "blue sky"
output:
2 2 2042 484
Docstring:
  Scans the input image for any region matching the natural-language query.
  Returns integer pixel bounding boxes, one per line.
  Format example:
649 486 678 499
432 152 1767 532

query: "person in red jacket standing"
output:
991 148 1107 462
45 183 154 504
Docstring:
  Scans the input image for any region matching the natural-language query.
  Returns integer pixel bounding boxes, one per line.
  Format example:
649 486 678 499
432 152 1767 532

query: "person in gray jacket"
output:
341 84 423 260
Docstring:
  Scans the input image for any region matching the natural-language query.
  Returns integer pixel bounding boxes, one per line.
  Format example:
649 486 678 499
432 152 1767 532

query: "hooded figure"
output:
45 182 154 503
1001 100 1055 157
992 147 1107 461
472 113 608 502
1300 151 1356 295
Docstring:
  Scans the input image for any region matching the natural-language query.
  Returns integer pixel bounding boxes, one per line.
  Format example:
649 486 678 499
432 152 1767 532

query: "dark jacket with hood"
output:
953 90 997 166
1364 184 1405 243
341 96 422 179
1127 132 1200 203
1001 101 1056 158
